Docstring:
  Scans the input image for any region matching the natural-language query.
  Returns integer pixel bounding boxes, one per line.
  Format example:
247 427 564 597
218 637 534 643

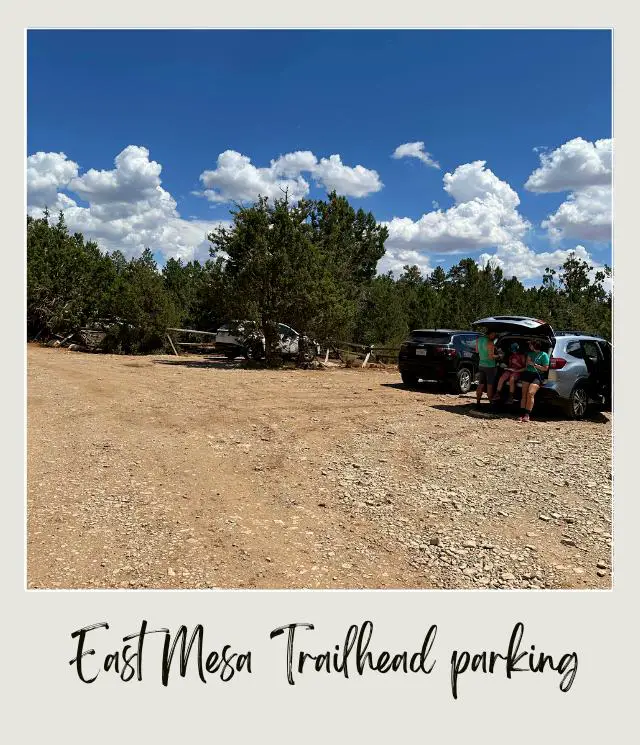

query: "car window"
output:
278 324 297 338
582 341 601 359
458 334 478 351
582 341 602 360
598 341 612 362
565 340 583 358
409 331 452 344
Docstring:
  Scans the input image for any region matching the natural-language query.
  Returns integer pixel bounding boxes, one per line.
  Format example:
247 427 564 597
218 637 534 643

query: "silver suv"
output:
215 320 320 361
472 316 612 419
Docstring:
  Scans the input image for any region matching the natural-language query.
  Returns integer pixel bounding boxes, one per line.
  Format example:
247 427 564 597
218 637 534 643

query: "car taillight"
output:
434 346 456 357
550 357 567 369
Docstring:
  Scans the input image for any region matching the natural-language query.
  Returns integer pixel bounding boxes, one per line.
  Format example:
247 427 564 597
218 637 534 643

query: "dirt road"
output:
27 345 612 589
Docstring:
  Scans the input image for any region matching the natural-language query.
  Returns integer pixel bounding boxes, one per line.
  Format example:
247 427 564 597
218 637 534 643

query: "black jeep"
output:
398 329 480 393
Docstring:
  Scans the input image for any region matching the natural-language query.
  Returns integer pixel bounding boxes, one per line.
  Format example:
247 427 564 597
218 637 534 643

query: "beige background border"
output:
3 3 636 741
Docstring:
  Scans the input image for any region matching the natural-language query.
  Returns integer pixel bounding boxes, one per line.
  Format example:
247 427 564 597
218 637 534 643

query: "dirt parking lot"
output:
27 345 612 589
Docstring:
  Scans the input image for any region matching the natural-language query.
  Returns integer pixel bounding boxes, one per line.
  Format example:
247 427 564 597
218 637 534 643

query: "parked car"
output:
471 316 612 419
215 320 320 362
398 329 481 393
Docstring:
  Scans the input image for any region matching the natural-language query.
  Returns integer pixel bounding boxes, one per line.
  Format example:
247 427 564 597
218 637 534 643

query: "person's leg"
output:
522 382 540 421
487 383 495 402
493 372 508 400
476 369 486 406
507 373 518 404
486 368 496 402
519 381 530 420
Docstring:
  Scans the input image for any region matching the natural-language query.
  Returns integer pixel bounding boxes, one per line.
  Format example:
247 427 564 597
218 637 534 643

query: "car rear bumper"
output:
535 384 564 406
398 359 458 380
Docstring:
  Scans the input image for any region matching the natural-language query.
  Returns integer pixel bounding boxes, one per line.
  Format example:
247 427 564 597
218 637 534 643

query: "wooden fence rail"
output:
165 327 400 367
166 327 217 337
166 327 220 356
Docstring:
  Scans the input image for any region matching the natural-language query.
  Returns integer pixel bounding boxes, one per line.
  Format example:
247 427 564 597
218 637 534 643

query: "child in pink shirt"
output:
493 343 527 404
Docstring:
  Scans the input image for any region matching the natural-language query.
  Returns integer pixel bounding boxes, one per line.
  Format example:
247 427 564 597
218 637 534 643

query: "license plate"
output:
416 348 427 356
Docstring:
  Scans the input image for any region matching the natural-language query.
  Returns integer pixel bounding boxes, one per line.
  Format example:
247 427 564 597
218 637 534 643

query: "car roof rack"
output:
556 330 592 336
410 328 473 334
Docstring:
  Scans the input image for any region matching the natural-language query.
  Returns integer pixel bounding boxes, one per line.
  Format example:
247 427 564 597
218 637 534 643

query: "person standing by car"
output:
475 330 499 409
493 342 527 404
518 340 550 422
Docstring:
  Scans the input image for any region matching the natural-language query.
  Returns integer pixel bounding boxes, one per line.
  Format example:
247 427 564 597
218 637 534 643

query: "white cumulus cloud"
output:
525 137 612 193
27 151 79 212
378 248 433 277
384 161 530 255
199 150 311 204
392 141 440 169
525 137 612 243
542 185 611 243
380 158 607 282
313 154 383 197
478 242 588 282
198 149 382 204
27 146 228 262
479 243 611 292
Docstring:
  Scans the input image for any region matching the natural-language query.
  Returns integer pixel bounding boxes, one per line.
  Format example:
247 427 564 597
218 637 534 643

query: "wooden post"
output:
166 333 179 356
324 348 330 364
362 347 372 368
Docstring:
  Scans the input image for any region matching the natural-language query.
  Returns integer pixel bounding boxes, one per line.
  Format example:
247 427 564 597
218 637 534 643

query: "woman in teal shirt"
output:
518 340 550 422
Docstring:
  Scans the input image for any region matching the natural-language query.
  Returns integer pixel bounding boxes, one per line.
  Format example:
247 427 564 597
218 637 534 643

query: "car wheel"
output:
454 367 472 394
244 344 261 361
401 371 419 387
565 384 589 420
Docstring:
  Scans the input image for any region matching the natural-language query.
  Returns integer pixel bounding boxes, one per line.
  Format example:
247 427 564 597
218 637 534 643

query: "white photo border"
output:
5 3 637 742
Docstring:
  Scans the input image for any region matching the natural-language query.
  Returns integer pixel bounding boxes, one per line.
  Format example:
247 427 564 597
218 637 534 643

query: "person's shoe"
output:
491 394 501 402
506 396 515 405
475 402 482 410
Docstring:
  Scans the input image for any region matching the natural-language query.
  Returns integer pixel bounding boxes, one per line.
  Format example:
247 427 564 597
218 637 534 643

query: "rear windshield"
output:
498 336 553 353
408 331 453 344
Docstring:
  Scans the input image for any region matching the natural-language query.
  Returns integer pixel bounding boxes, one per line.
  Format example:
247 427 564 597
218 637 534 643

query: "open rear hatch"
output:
472 316 555 344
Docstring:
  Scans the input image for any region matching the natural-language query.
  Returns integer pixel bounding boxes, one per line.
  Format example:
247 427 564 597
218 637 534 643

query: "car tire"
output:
453 367 473 394
565 384 589 420
401 371 419 387
300 347 316 364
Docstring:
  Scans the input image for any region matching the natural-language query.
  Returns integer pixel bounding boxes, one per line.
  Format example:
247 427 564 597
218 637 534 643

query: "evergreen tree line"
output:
27 192 612 360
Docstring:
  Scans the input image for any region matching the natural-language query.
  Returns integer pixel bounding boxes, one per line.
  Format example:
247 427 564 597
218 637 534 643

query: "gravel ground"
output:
27 345 612 589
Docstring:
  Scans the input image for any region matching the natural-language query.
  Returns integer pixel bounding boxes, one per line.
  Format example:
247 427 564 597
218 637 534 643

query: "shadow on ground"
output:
152 355 304 372
430 402 610 424
381 381 457 394
153 355 246 370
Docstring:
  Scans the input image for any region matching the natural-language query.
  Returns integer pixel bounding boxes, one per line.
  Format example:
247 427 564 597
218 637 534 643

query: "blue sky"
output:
27 30 612 282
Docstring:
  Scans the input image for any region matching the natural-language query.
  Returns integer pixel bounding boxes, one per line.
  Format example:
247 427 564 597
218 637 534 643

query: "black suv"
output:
398 329 480 393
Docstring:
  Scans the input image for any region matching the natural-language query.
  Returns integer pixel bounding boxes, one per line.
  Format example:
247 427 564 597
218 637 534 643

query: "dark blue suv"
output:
398 329 480 393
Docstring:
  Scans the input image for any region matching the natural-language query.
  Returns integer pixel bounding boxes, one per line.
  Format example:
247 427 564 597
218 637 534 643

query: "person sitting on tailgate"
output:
518 340 551 423
493 342 527 405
